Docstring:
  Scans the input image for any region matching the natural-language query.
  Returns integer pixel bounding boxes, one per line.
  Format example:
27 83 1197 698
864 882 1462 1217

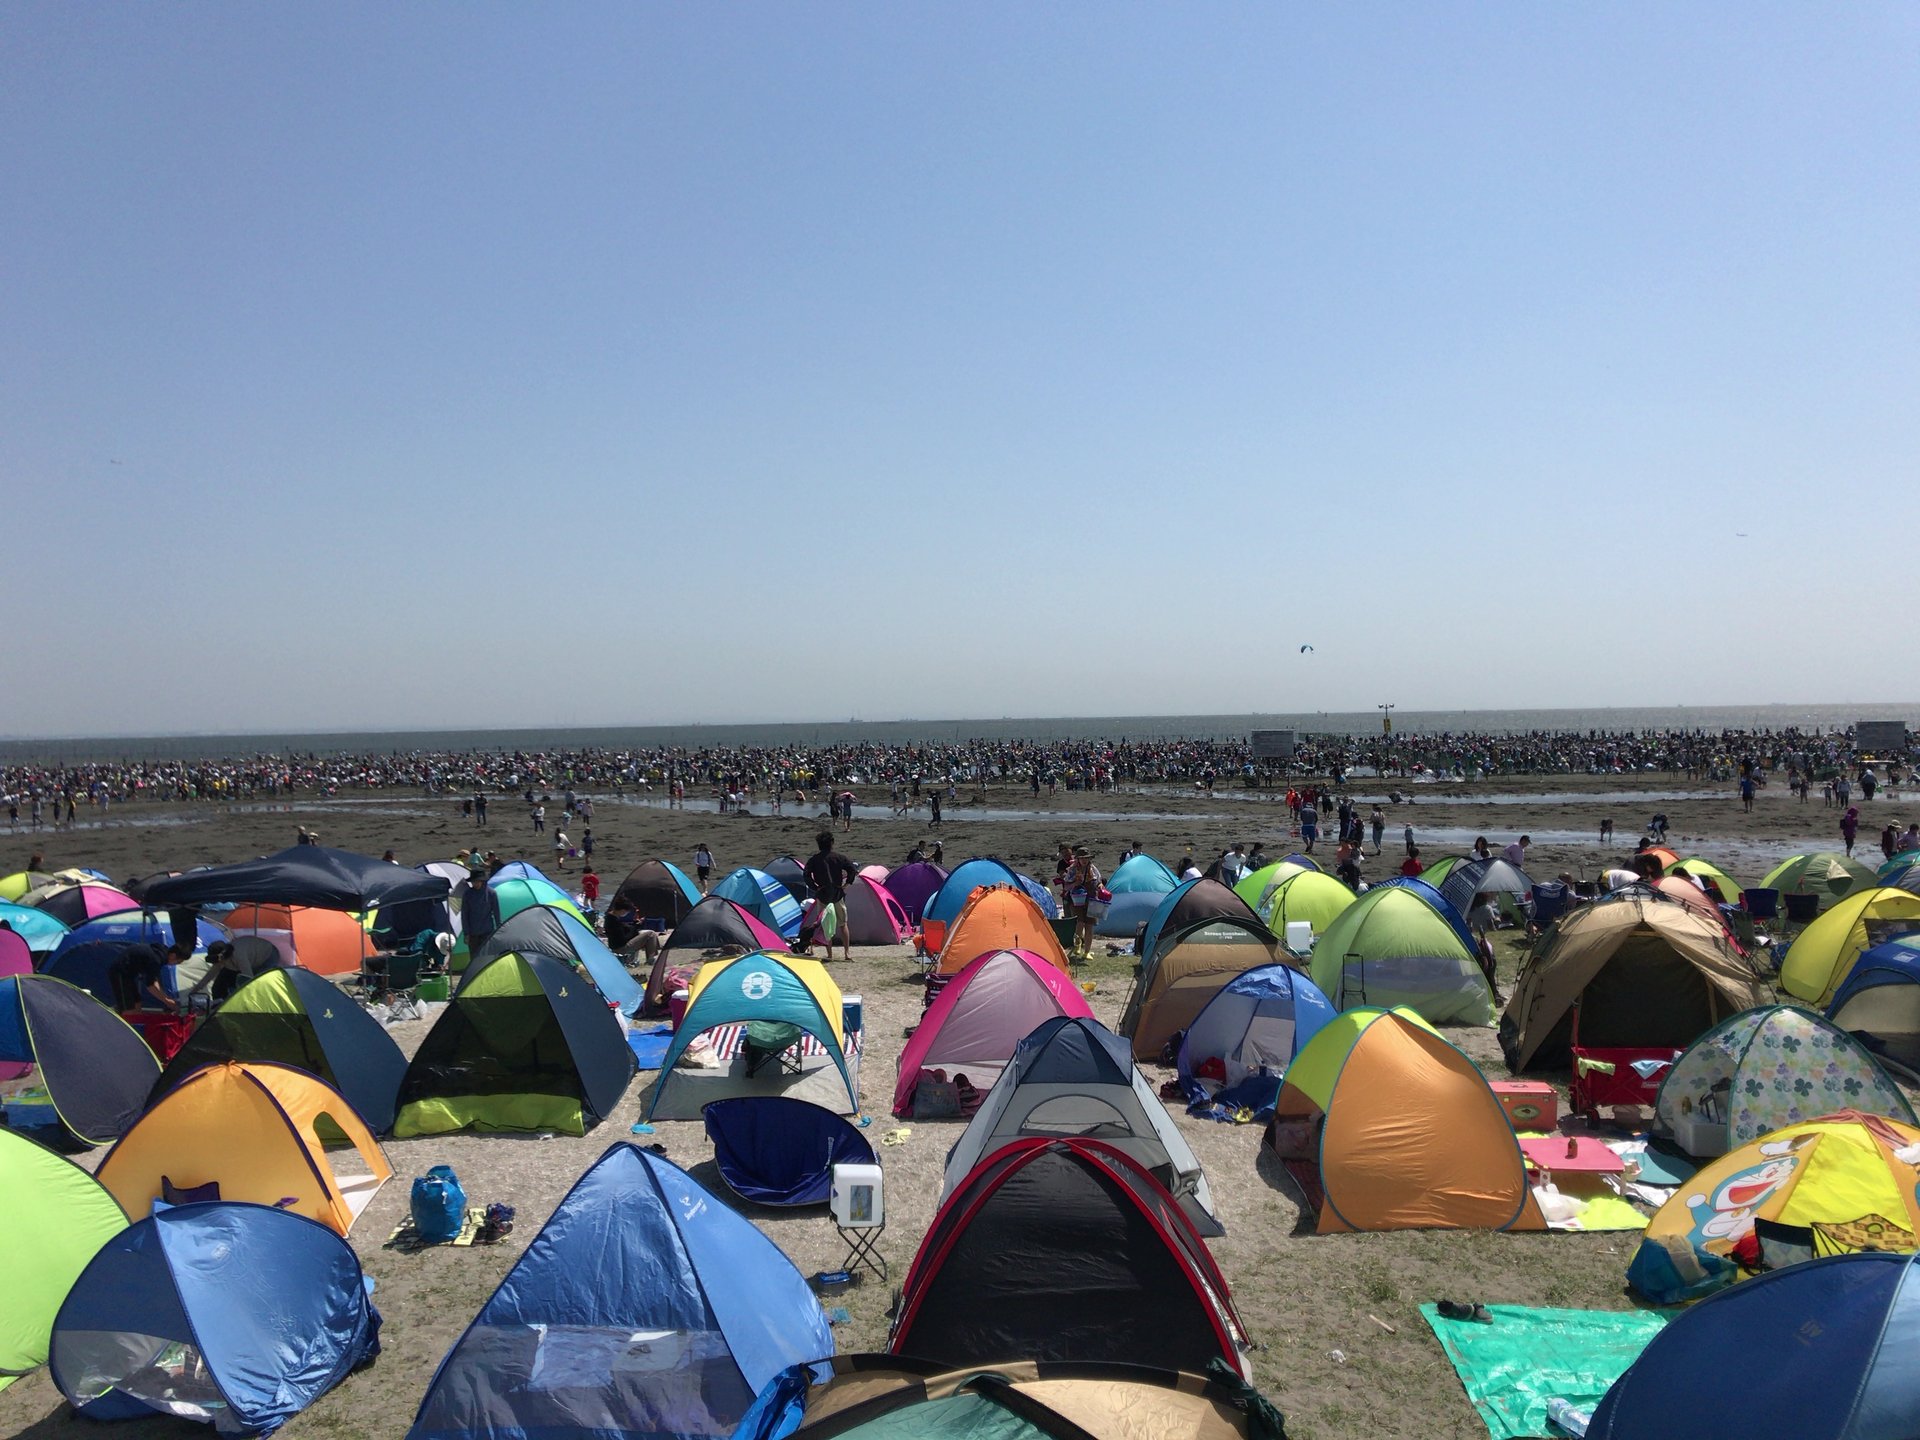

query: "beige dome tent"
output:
1499 892 1772 1072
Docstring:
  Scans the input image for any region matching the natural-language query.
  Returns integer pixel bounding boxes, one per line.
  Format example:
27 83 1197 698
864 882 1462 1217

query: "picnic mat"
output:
1420 1304 1668 1439
627 1024 674 1070
385 1206 489 1253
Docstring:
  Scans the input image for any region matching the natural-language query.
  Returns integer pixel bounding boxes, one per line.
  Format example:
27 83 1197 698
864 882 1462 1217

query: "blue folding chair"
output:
1742 888 1780 922
702 1096 876 1206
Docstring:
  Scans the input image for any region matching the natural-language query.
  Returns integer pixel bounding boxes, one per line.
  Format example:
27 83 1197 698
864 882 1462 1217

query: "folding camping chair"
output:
741 1020 806 1078
354 933 446 1021
702 1096 877 1207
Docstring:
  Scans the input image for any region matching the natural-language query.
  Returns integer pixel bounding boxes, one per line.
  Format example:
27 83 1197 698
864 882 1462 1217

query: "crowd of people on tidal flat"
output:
2 724 1908 829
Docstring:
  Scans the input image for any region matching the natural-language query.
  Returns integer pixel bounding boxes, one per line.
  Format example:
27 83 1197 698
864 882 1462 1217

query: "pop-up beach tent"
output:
408 1143 831 1440
893 1137 1248 1376
1267 1007 1546 1234
98 1060 392 1235
711 867 804 938
647 952 855 1119
1138 879 1264 970
221 903 370 977
614 858 701 924
735 1356 1277 1440
0 973 159 1146
1655 1004 1914 1156
1121 913 1283 1062
1627 1110 1920 1305
941 1015 1221 1234
1098 853 1179 938
468 902 643 1018
394 950 634 1137
892 948 1095 1117
51 1202 380 1435
1177 963 1337 1116
1829 934 1920 1079
936 886 1067 976
0 1127 127 1393
1593 1251 1920 1440
149 967 408 1135
881 860 946 924
1779 886 1920 1008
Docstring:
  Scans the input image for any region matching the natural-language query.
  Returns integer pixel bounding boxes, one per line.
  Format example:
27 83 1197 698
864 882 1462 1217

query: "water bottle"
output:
1546 1398 1591 1436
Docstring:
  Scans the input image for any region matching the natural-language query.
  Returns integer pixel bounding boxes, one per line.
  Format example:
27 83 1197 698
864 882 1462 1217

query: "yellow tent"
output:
1779 887 1920 1007
1627 1111 1920 1304
96 1060 391 1236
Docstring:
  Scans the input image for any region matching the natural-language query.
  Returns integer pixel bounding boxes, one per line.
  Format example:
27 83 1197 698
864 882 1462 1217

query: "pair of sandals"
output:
1437 1300 1494 1323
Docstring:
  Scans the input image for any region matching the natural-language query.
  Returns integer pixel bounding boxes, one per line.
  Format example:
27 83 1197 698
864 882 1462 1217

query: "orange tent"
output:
95 1060 391 1236
1266 1007 1545 1233
221 903 369 975
937 886 1068 976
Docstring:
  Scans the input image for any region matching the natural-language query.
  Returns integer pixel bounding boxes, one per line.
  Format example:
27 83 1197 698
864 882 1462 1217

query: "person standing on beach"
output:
693 843 713 892
1505 836 1531 869
532 803 545 833
1370 806 1385 853
1404 822 1416 858
803 831 857 963
475 792 488 827
1299 799 1319 852
929 789 942 827
1065 845 1101 963
1841 807 1860 857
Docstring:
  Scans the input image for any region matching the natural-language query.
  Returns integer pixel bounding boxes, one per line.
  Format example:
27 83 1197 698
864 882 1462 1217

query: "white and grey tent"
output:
1437 856 1535 919
939 1015 1223 1236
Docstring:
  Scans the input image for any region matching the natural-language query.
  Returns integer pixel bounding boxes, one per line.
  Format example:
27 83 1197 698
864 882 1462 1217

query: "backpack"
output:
411 1164 467 1244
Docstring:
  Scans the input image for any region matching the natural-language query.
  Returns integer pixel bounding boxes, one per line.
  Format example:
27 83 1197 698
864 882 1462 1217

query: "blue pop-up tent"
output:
50 1202 379 1435
1591 1251 1920 1439
408 1143 833 1440
1177 963 1337 1116
922 859 1023 927
712 868 804 938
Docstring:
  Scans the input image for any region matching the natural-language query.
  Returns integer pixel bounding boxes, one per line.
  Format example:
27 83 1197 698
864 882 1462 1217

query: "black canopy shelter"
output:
141 845 452 911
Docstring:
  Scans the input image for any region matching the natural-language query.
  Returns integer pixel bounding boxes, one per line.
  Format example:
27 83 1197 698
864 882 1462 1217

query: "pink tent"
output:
0 929 32 1081
893 948 1095 1117
804 875 914 946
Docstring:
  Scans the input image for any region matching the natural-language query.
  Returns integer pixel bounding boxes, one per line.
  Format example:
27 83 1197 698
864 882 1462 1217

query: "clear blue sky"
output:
5 4 1916 735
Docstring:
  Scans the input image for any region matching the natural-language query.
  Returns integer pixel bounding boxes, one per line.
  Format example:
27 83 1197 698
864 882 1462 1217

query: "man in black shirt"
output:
110 941 178 1012
802 830 858 963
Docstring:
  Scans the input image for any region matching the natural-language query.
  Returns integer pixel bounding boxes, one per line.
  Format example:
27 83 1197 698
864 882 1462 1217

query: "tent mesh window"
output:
400 997 575 1100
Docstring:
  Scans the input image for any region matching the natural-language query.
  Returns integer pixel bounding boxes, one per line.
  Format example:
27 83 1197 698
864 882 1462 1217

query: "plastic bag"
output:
411 1164 466 1243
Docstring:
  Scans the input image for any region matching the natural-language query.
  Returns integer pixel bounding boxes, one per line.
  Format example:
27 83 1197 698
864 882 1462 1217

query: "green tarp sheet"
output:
1420 1303 1669 1439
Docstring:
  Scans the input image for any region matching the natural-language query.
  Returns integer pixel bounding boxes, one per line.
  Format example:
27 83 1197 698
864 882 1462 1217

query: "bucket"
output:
841 993 864 1037
668 988 691 1031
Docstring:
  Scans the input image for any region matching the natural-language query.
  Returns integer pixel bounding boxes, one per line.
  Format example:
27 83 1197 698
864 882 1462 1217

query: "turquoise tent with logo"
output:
646 952 855 1120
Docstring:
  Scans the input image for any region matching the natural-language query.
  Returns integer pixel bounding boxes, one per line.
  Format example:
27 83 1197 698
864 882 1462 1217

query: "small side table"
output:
837 1223 887 1281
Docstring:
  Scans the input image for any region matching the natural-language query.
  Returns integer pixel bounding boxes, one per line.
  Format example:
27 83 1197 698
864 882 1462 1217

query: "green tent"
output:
1310 885 1494 1024
1232 861 1309 917
1761 852 1879 907
0 1127 126 1390
1668 858 1745 905
1260 871 1358 937
393 950 634 1137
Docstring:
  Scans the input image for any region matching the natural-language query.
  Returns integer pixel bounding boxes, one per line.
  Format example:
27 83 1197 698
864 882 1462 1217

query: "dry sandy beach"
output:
0 772 1905 1440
